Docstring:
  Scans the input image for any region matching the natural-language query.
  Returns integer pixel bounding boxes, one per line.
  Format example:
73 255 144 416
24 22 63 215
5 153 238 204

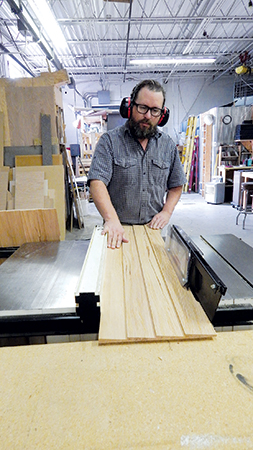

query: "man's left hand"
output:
148 211 171 229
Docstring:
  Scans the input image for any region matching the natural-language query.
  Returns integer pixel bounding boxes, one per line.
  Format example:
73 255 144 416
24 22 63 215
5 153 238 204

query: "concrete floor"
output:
66 193 253 249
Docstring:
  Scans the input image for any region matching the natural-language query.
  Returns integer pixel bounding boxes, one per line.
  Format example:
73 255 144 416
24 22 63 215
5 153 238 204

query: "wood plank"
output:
0 209 60 247
122 226 155 340
133 226 185 339
98 225 216 345
99 246 127 343
0 111 3 166
15 154 62 167
14 170 45 210
145 226 216 338
0 167 9 210
0 87 11 146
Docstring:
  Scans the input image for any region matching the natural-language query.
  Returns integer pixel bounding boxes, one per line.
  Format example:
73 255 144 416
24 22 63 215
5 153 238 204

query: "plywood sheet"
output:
14 170 45 209
0 209 60 247
98 225 216 344
5 86 57 146
14 165 65 240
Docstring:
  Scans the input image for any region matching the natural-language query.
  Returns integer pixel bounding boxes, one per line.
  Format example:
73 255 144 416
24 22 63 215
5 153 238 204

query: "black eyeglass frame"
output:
133 101 163 117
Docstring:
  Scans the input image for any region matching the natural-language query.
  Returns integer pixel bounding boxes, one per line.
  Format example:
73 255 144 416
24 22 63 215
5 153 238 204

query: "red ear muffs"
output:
120 97 132 119
158 107 170 127
120 98 170 127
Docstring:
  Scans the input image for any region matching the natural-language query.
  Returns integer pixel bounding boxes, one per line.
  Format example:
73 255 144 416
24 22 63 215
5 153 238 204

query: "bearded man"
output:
88 79 186 249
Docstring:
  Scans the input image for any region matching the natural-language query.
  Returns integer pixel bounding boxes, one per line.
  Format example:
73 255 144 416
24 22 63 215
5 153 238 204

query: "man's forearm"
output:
89 179 128 248
163 185 183 215
89 179 119 222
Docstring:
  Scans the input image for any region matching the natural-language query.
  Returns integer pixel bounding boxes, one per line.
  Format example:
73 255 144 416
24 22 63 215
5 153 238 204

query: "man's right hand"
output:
102 219 129 249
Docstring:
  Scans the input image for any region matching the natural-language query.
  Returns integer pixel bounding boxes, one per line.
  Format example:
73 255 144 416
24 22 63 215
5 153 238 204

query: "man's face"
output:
129 86 164 139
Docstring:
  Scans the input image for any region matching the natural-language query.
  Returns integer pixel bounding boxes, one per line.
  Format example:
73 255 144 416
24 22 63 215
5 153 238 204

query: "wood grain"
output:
0 209 60 247
123 226 155 340
14 165 65 240
133 226 184 339
99 246 127 343
14 170 45 210
145 226 216 338
98 225 216 344
15 154 62 167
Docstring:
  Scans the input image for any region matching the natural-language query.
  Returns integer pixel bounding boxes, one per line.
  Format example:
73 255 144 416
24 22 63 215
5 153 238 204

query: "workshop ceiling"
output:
0 0 253 89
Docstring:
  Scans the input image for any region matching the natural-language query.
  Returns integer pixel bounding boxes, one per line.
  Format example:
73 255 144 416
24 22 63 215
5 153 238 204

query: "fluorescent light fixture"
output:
130 58 216 65
26 0 68 51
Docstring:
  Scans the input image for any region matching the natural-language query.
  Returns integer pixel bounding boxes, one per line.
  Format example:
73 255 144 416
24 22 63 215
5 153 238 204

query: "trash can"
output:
204 179 225 204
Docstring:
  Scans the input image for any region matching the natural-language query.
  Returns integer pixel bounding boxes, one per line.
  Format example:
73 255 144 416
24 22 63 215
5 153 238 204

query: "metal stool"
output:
236 182 253 229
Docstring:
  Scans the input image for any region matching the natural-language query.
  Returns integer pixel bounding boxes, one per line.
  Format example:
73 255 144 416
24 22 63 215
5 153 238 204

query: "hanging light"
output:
249 0 253 7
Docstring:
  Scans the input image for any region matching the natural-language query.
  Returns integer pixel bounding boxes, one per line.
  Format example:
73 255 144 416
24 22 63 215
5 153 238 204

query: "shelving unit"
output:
218 144 240 167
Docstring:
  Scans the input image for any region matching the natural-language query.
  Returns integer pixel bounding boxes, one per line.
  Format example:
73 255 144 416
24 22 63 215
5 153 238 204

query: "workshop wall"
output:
63 74 235 147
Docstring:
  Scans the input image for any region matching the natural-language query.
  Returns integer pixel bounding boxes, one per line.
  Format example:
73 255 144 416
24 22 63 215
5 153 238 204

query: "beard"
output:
129 117 157 139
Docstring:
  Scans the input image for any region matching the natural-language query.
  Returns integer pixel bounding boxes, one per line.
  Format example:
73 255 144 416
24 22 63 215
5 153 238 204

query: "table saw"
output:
0 225 253 339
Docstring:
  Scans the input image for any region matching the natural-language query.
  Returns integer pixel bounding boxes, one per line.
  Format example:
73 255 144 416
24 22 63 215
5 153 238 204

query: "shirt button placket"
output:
140 159 148 222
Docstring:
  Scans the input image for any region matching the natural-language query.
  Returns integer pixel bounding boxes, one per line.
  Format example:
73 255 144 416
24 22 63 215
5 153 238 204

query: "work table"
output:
1 330 253 449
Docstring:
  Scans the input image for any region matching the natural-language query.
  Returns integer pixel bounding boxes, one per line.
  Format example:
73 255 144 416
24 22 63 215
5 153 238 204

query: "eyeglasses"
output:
133 102 163 117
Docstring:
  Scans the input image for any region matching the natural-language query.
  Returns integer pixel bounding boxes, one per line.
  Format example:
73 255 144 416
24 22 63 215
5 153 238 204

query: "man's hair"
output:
130 79 166 107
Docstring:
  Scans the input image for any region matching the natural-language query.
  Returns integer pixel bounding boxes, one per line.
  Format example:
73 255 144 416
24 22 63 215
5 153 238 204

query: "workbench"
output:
1 330 253 449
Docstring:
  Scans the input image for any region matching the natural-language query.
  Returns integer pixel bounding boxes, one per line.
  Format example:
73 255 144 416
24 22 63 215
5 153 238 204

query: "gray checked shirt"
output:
88 122 186 224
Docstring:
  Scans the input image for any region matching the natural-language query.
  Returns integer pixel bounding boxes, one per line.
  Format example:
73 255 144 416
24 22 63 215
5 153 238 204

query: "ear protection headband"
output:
119 97 170 127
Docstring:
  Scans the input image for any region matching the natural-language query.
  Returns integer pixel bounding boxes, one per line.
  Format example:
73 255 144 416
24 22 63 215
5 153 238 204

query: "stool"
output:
236 182 253 229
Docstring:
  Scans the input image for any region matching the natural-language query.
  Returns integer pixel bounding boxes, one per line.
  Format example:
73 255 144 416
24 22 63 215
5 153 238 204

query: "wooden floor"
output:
99 225 216 344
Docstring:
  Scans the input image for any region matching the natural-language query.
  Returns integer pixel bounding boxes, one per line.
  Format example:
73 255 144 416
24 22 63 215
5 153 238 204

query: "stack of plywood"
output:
0 69 69 149
0 70 70 245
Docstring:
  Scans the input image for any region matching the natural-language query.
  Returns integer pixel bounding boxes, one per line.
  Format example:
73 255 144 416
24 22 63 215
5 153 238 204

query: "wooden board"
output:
0 209 60 247
145 226 217 338
0 111 3 166
98 225 216 344
15 154 62 167
122 226 155 340
14 170 45 210
0 87 11 146
0 167 9 210
99 246 127 342
5 86 58 146
13 165 65 240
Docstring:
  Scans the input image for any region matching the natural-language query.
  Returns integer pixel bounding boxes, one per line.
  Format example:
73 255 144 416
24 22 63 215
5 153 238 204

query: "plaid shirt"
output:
88 122 186 224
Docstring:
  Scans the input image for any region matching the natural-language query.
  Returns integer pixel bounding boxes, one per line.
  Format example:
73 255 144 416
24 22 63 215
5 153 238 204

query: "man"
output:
88 79 186 249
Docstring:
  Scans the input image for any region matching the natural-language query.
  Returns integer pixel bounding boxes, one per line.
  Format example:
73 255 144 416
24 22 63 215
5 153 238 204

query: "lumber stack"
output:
78 225 216 344
0 70 70 243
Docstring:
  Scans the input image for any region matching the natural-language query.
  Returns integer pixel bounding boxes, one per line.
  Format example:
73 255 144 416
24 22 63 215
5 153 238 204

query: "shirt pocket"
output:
149 158 170 187
113 157 138 186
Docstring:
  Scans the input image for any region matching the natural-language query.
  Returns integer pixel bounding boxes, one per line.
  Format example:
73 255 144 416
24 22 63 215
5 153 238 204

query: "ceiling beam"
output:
67 37 253 45
58 16 253 25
